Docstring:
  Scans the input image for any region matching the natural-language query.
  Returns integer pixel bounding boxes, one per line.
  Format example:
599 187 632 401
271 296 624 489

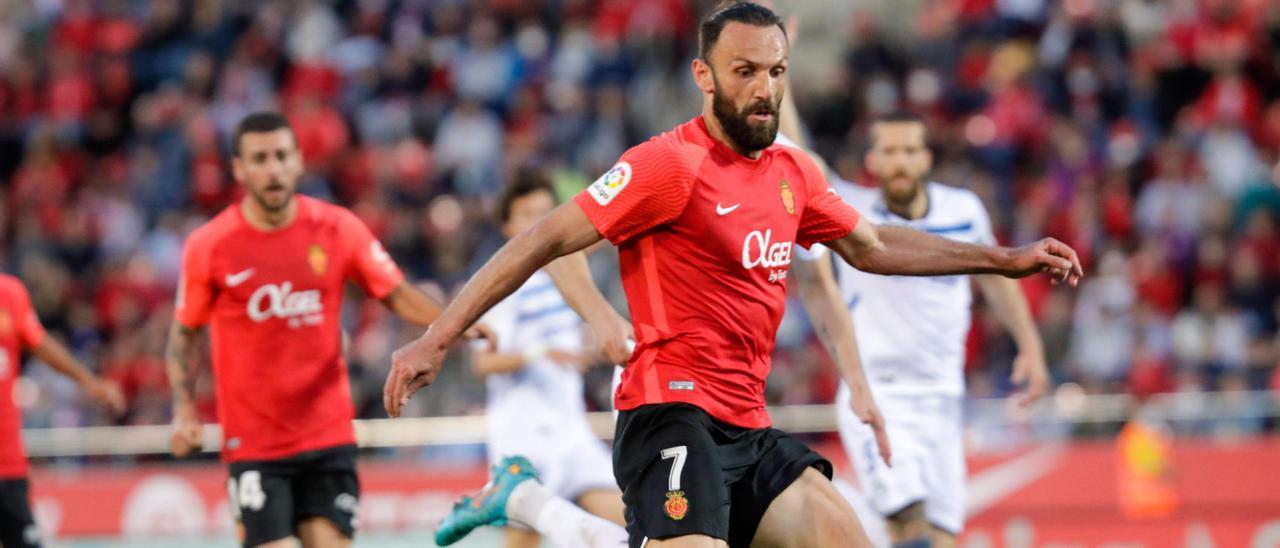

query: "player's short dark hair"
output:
496 169 556 224
699 2 787 61
869 110 928 146
232 112 294 157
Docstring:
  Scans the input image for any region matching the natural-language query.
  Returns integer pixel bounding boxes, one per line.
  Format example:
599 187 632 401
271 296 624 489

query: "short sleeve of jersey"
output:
175 233 216 328
12 281 45 349
572 139 697 245
339 210 406 300
795 158 860 249
968 192 997 246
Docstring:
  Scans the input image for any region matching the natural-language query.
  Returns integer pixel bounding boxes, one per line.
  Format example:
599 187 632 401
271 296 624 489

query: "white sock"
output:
506 480 629 548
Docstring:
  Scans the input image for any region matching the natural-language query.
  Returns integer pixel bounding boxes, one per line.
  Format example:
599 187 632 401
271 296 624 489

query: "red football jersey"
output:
176 196 404 462
0 275 47 478
573 117 860 428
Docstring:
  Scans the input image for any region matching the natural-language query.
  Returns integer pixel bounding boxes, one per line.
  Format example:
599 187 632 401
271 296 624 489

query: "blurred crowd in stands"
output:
1 0 1277 441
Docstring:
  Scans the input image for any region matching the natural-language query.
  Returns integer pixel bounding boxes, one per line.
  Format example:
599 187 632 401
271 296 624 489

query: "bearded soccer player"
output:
385 4 1082 548
0 277 124 548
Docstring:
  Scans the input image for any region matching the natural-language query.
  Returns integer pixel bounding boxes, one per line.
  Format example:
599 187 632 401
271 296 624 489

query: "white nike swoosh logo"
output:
716 203 741 215
225 268 255 287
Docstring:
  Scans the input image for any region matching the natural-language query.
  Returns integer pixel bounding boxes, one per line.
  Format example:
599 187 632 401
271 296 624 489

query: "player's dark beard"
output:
251 181 295 213
711 82 780 153
880 170 924 211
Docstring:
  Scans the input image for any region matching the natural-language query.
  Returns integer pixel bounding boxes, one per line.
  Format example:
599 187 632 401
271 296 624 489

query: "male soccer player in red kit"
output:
165 112 498 548
0 275 124 548
386 3 1083 547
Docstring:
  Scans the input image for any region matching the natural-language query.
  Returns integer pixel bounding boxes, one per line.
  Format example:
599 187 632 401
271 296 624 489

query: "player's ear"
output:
692 58 715 95
231 156 245 183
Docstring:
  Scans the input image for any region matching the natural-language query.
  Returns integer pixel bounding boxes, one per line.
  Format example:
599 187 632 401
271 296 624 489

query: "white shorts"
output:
488 414 616 502
837 385 966 534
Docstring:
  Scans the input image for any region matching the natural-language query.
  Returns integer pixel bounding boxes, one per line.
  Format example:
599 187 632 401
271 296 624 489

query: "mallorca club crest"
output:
664 490 689 520
779 180 795 215
308 245 328 275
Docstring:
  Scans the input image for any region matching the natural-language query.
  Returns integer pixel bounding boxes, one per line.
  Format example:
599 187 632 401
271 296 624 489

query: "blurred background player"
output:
470 170 625 547
385 3 1082 548
787 110 1048 547
165 111 491 548
0 274 124 548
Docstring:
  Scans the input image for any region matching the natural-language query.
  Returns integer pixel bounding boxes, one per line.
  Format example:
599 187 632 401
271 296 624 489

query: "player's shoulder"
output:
300 195 361 227
0 273 25 297
185 205 243 252
769 138 821 176
623 118 712 176
928 182 987 214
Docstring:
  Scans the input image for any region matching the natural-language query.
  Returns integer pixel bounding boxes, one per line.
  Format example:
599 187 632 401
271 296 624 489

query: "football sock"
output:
506 480 628 547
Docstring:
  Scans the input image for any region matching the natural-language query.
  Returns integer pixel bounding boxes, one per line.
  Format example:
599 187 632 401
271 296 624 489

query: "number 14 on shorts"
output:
227 470 267 517
661 446 689 521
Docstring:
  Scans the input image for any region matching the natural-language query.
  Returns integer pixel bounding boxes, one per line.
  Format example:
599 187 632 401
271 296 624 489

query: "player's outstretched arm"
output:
791 257 891 466
826 219 1084 286
380 282 444 327
544 252 633 365
379 282 499 346
383 201 603 417
165 322 205 458
32 335 125 416
976 275 1049 407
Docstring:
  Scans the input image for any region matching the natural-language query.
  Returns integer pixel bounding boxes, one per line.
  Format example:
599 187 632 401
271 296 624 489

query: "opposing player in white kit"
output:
472 171 625 548
788 112 1048 548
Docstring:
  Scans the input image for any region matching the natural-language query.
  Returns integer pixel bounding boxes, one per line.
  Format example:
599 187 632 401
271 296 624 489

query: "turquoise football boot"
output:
434 455 541 546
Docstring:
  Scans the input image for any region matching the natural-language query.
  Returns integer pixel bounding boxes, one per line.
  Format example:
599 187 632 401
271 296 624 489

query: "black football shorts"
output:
226 444 360 547
612 403 832 547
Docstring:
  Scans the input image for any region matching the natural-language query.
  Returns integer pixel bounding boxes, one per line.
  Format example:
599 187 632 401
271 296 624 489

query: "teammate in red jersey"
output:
386 4 1082 547
0 275 124 548
165 112 504 548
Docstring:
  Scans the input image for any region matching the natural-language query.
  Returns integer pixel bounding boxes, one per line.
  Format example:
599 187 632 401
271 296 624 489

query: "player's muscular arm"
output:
380 281 444 327
384 202 602 416
827 219 1083 285
166 322 205 457
32 335 125 415
976 275 1049 406
544 252 633 365
791 258 891 465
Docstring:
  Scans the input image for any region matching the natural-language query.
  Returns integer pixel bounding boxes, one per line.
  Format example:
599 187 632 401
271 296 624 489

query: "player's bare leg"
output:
644 535 728 548
886 502 933 547
751 467 872 548
502 527 542 548
929 526 957 548
576 488 626 526
296 517 351 548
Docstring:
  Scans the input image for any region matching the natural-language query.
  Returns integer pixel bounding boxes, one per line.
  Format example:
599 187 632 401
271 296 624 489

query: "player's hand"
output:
169 406 203 458
591 312 634 366
85 378 126 416
464 322 498 352
1004 238 1083 287
848 382 892 467
1010 349 1049 408
384 333 446 418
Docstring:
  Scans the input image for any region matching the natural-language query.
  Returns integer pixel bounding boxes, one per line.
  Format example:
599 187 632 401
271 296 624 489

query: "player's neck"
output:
240 196 299 231
700 112 763 160
885 187 929 220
